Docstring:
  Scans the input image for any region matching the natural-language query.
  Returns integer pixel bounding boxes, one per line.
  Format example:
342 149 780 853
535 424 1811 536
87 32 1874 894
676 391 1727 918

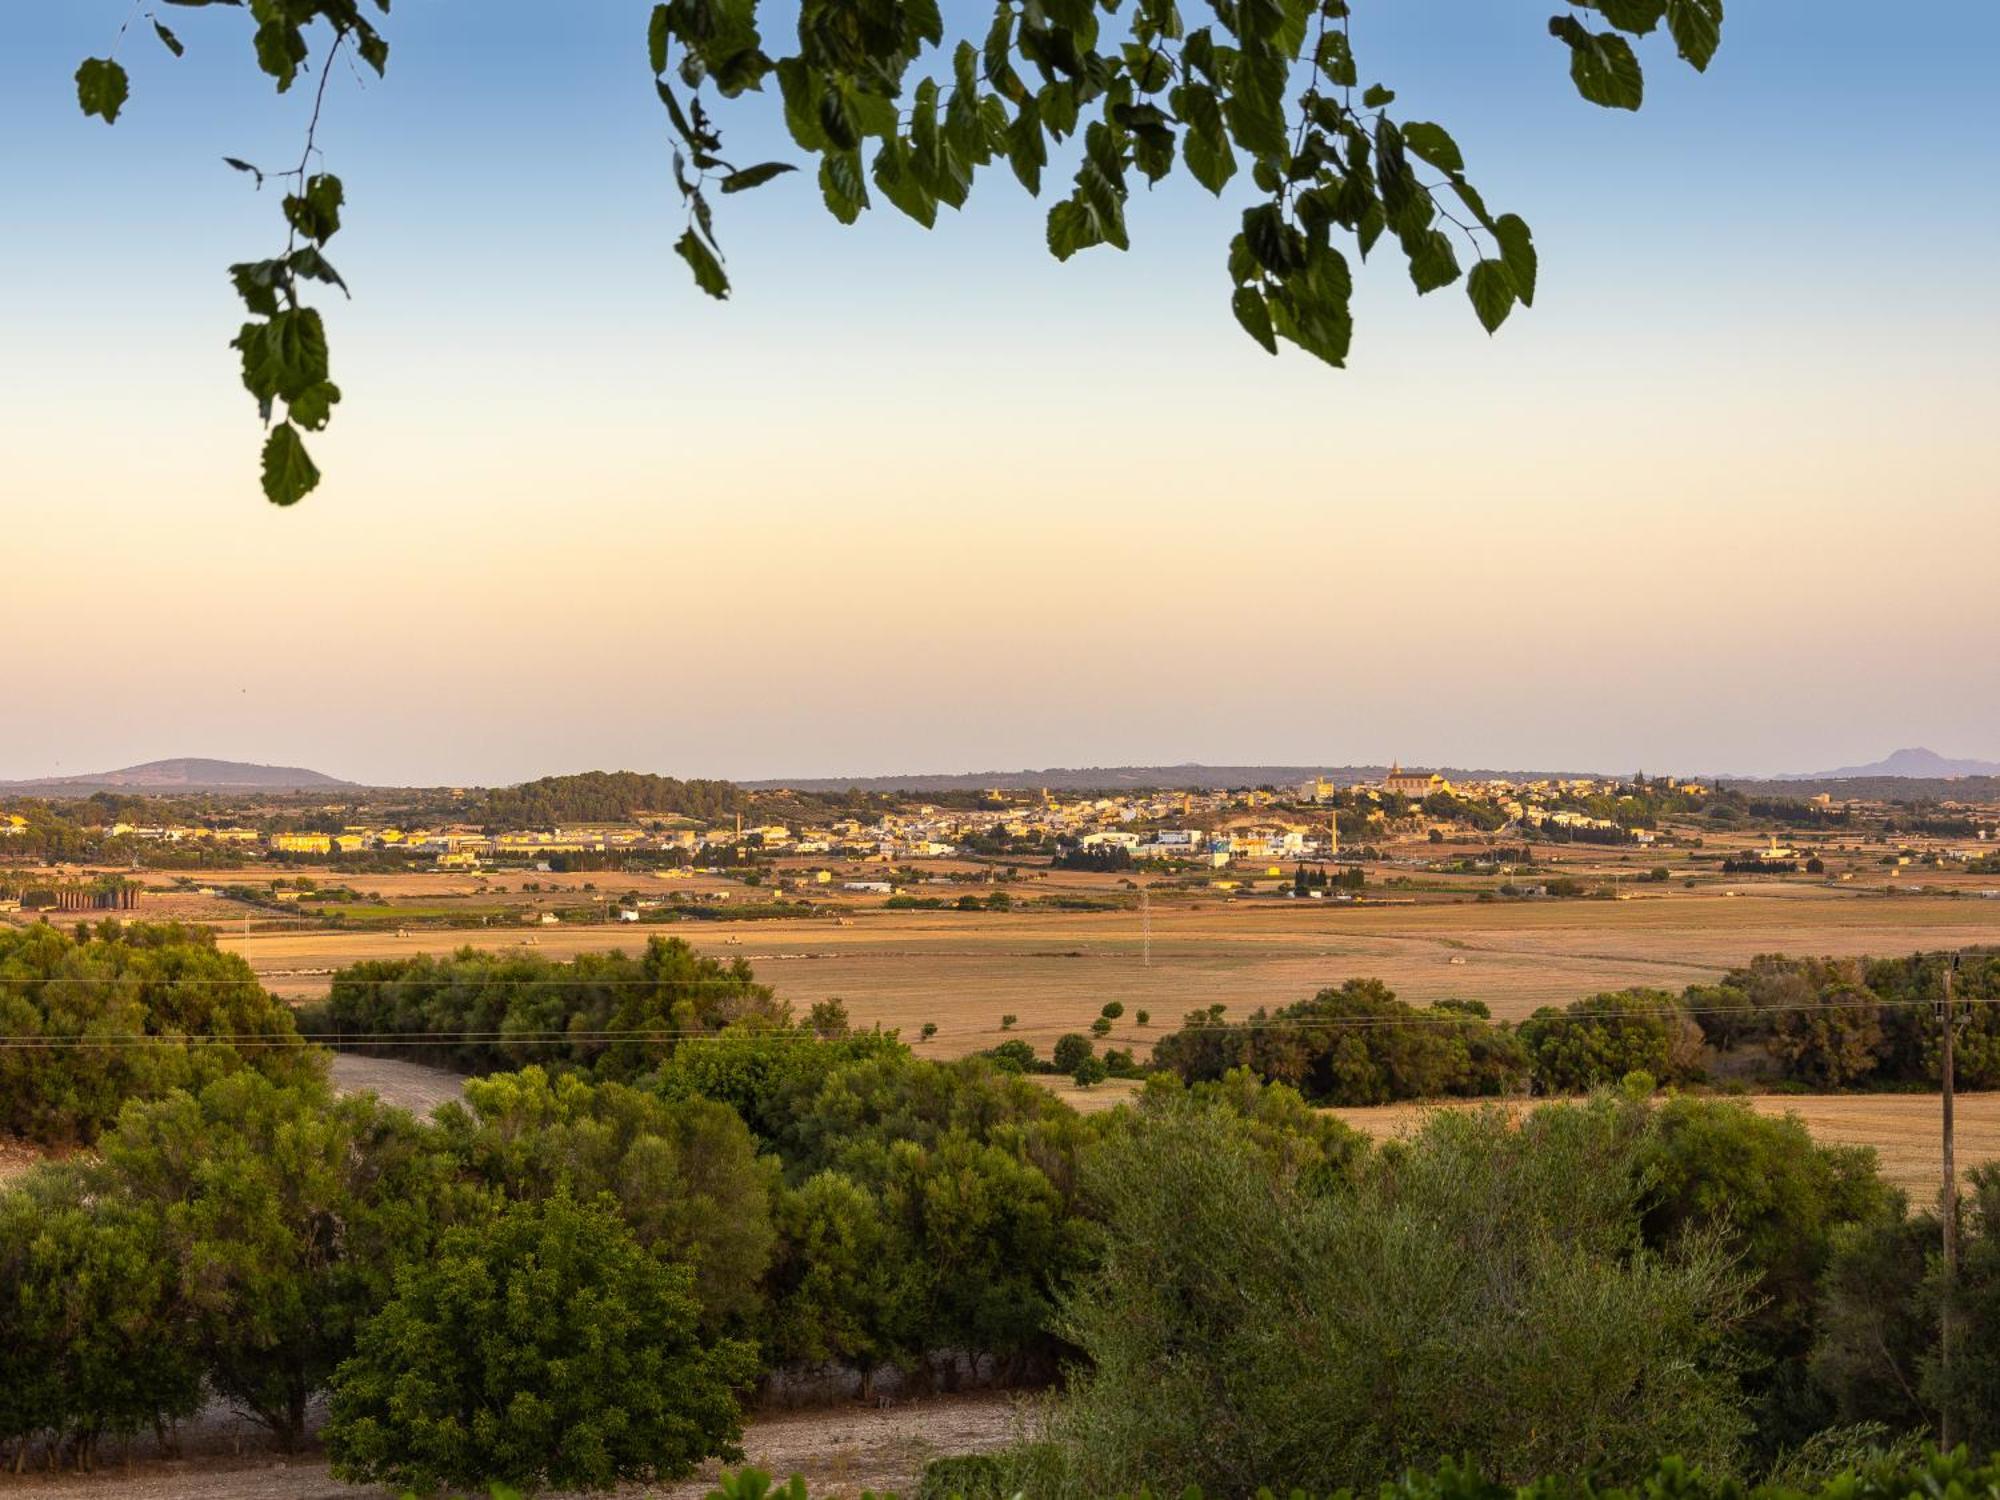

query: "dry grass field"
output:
217 886 2000 1060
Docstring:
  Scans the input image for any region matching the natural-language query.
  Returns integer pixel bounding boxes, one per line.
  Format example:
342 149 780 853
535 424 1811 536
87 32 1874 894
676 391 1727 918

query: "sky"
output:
3 2 1997 786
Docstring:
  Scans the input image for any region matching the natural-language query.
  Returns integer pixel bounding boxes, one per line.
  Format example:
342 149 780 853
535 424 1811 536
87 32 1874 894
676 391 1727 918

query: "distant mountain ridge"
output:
745 762 1606 793
0 758 354 793
1780 748 2000 781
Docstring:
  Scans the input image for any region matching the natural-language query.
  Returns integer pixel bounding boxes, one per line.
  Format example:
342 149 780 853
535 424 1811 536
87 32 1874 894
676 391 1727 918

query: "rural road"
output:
0 1392 1026 1500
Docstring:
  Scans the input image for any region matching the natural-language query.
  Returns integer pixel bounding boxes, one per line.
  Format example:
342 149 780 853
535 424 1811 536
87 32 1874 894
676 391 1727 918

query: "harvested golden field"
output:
1326 1091 2000 1199
221 887 2000 1060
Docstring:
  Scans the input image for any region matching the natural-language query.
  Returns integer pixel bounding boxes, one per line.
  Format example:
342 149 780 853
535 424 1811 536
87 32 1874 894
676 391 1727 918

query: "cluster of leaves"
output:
648 0 1724 360
72 0 1722 506
74 0 392 505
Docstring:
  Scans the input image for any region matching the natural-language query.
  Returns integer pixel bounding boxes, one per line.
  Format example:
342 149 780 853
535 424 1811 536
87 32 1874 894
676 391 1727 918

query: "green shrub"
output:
326 1192 755 1494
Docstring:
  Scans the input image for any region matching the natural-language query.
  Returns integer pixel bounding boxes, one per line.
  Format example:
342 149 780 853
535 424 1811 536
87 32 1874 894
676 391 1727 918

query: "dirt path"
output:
326 1053 467 1116
0 1392 1029 1500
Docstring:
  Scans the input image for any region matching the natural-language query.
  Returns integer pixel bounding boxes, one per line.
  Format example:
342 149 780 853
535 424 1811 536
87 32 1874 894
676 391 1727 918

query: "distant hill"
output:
1727 774 2000 805
745 762 1604 794
0 758 354 794
474 771 744 826
1781 748 2000 781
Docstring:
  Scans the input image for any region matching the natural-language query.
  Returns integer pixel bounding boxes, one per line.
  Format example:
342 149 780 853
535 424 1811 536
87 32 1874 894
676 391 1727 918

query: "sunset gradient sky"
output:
4 2 1996 785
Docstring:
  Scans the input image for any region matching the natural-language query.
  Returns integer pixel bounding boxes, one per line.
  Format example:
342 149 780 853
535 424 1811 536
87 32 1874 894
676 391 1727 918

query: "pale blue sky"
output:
3 3 1997 784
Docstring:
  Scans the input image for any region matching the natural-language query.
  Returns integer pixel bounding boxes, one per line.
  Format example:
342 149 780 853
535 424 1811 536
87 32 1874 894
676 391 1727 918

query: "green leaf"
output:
75 58 129 124
1399 121 1463 173
1449 176 1493 228
674 228 730 299
1315 28 1356 87
283 174 344 243
1466 259 1515 333
818 152 868 224
232 309 330 409
907 0 945 48
228 262 284 318
222 156 264 187
1594 0 1666 33
1224 52 1290 162
1242 202 1293 274
1040 81 1080 140
1549 18 1645 109
1492 213 1537 305
648 4 670 75
1173 84 1235 195
260 423 320 507
1182 28 1217 82
287 380 342 431
775 62 827 151
287 247 350 296
720 162 797 194
1361 83 1394 108
356 30 389 75
1231 286 1277 355
253 19 307 91
1005 100 1047 194
872 139 939 227
1403 227 1460 293
1045 198 1097 261
153 21 185 57
1665 0 1723 70
1355 199 1385 258
1077 124 1130 252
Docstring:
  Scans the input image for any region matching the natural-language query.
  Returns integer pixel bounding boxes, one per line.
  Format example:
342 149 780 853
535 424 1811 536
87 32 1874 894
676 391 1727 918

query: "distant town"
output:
6 760 2000 928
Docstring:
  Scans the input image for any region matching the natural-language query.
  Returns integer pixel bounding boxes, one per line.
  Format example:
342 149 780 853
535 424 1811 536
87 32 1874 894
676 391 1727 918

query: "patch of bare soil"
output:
0 1138 46 1186
0 1392 1030 1500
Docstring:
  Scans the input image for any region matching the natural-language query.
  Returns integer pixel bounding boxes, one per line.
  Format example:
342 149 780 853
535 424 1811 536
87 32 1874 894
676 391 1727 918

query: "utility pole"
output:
1940 952 1960 1450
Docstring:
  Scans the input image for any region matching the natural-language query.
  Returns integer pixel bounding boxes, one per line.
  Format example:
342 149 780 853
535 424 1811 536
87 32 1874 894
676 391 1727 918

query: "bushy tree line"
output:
301 935 784 1078
1151 980 1535 1103
1685 952 2000 1092
0 921 319 1145
1153 953 2000 1105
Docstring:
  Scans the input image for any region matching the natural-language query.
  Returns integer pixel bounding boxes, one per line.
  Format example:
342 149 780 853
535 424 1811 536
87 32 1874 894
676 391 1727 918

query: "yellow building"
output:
269 833 333 855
